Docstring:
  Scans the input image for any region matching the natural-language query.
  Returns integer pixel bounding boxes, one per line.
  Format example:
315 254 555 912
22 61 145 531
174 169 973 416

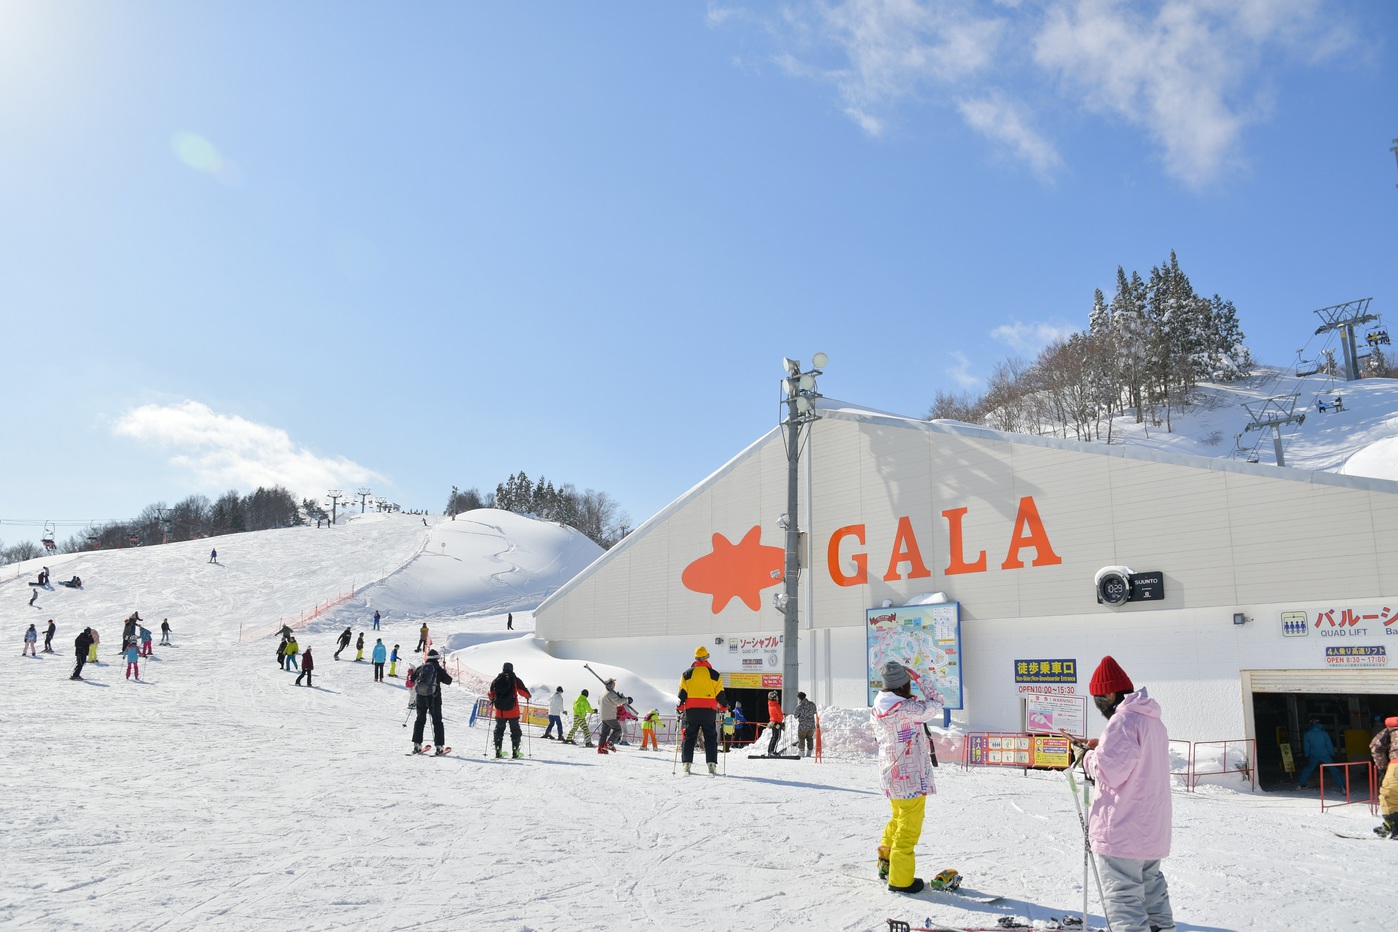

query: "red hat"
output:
1089 656 1134 696
1386 716 1398 728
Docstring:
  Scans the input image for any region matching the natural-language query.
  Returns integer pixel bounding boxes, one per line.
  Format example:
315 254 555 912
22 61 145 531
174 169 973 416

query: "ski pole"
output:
672 713 684 774
1065 762 1114 932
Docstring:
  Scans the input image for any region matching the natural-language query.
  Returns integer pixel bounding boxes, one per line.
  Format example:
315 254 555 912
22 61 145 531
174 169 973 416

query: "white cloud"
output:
718 0 1353 186
1032 0 1351 187
990 319 1077 355
957 93 1063 179
946 350 981 388
113 401 385 499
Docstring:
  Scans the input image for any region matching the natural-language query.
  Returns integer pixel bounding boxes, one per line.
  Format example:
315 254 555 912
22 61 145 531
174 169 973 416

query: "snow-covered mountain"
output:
1 505 1389 932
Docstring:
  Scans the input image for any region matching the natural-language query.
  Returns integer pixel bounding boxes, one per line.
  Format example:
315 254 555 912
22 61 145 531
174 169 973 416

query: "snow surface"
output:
2 508 1391 932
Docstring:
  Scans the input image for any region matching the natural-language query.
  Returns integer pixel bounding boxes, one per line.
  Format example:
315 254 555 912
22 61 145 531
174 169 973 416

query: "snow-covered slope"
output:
1 508 1390 932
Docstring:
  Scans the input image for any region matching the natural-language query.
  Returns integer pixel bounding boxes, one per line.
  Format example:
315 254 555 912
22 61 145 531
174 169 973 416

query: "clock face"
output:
1099 574 1130 605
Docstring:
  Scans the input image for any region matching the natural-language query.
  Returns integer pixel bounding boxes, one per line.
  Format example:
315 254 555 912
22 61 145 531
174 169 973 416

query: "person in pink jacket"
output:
870 660 944 895
1082 656 1177 932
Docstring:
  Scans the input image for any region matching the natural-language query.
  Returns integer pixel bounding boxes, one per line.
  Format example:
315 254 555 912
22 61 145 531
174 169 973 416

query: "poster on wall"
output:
1025 694 1087 738
866 603 963 709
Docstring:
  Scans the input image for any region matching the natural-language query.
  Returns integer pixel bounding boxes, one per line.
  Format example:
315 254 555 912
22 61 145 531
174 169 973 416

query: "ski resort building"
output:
534 401 1398 786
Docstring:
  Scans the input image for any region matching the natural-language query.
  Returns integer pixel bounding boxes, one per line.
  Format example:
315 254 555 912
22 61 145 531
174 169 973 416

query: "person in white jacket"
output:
870 659 944 894
543 686 566 740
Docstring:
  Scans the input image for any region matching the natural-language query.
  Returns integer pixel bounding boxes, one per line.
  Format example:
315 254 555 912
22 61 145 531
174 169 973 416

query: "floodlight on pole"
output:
777 352 826 715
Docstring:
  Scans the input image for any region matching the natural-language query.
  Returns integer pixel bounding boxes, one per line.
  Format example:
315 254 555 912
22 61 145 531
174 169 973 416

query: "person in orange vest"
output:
766 690 786 755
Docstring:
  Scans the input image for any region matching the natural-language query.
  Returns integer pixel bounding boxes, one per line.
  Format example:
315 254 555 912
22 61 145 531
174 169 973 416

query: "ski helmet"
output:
768 690 779 700
581 688 589 697
427 649 440 660
555 686 563 693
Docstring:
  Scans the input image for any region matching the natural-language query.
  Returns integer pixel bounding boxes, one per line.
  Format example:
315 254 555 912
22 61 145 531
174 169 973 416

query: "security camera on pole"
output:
776 353 827 716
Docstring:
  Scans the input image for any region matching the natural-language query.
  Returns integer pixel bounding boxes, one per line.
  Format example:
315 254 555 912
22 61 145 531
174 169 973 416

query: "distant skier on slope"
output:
488 662 531 759
597 679 627 754
565 689 595 746
43 619 56 653
122 640 141 681
23 623 38 656
354 631 365 662
159 619 171 646
139 626 153 658
295 647 315 687
208 548 217 564
72 628 94 680
388 644 401 677
371 638 387 682
334 627 352 661
542 686 565 740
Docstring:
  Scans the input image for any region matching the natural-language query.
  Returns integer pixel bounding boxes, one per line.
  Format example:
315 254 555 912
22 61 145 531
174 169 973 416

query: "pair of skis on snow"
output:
887 917 1100 932
406 745 452 756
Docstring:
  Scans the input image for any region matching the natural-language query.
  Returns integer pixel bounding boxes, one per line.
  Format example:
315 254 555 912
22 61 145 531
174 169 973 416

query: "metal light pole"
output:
777 353 826 714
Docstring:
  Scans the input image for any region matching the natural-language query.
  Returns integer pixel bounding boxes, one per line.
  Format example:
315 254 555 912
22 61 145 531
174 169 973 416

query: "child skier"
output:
642 709 661 750
123 640 141 681
355 631 365 661
389 644 401 677
23 623 38 656
139 626 153 658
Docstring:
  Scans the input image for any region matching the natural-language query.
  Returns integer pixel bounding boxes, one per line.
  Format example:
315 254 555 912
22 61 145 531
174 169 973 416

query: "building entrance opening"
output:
1251 690 1396 789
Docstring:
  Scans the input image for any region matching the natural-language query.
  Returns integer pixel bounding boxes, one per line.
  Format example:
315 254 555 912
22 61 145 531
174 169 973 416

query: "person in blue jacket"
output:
371 638 388 682
1296 720 1335 789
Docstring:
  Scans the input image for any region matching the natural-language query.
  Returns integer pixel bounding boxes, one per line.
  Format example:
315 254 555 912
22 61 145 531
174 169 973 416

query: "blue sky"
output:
1 1 1394 544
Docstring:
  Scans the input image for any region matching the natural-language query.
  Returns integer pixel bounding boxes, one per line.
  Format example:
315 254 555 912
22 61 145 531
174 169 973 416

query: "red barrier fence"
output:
1190 738 1256 791
239 582 357 642
1319 761 1378 815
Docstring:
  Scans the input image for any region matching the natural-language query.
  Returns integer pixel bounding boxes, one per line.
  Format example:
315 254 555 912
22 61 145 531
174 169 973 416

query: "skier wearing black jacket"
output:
411 649 453 754
72 628 94 680
334 627 352 660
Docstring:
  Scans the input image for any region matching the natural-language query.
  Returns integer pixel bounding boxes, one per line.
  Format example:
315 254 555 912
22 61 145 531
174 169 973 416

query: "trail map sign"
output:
866 603 963 709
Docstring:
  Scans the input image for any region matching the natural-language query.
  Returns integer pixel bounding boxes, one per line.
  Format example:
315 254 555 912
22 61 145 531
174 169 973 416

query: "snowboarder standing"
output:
488 662 531 759
677 646 727 776
1371 715 1398 838
354 632 365 661
371 638 387 682
23 624 38 656
295 647 315 687
794 691 818 758
765 690 786 755
1081 655 1177 932
43 619 56 653
72 628 94 680
542 686 565 739
411 649 453 755
565 689 595 746
1296 719 1335 789
334 627 352 660
871 660 944 894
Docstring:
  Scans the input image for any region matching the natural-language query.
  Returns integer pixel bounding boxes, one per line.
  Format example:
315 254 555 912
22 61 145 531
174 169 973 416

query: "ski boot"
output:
512 748 523 759
707 762 718 776
682 763 692 775
434 747 448 756
877 845 890 880
929 869 962 892
887 877 925 894
412 744 425 754
1375 814 1398 838
495 748 505 759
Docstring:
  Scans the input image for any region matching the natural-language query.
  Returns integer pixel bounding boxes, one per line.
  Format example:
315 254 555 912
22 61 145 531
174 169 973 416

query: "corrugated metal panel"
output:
1245 669 1398 693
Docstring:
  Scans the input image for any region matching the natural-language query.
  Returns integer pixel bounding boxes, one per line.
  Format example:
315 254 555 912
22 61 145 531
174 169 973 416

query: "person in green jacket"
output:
565 689 596 746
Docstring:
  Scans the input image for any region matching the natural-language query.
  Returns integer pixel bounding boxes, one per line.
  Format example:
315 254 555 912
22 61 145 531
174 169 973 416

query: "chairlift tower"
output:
1313 298 1377 381
1242 395 1306 467
326 490 344 526
355 487 372 513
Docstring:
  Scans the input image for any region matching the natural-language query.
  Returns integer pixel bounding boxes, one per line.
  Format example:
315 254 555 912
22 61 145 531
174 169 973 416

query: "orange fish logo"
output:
681 526 785 613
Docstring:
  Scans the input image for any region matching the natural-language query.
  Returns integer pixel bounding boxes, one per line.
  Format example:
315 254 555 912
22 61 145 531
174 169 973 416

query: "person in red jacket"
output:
766 690 786 755
489 662 532 759
295 647 314 687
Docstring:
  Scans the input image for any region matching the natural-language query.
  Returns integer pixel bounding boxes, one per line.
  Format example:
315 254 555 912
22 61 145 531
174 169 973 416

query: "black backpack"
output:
492 673 517 711
415 662 439 697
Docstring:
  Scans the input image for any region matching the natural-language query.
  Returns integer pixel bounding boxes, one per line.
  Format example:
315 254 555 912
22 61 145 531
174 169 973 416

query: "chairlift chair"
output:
1296 359 1319 377
1366 328 1390 347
